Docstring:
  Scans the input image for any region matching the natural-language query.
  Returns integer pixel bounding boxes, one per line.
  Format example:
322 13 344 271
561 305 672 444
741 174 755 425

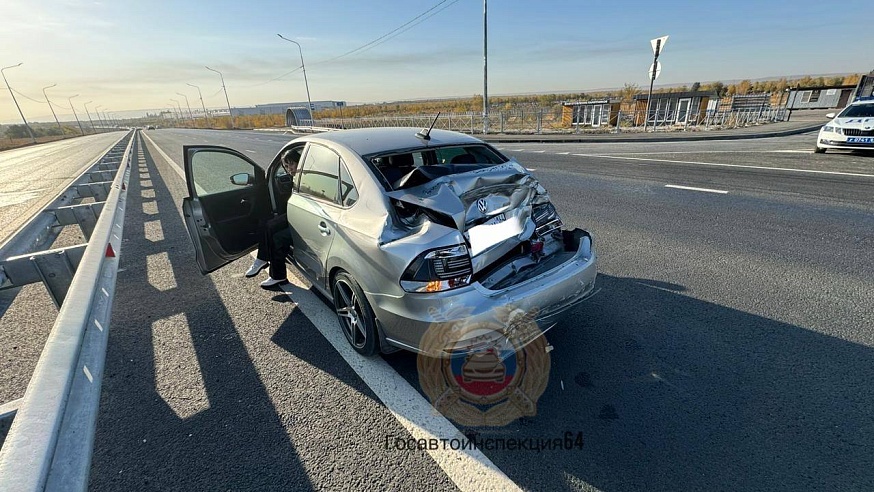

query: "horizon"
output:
2 0 872 124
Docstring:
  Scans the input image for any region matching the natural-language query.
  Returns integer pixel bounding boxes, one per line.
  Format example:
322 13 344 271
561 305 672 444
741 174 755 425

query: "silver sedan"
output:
182 127 597 357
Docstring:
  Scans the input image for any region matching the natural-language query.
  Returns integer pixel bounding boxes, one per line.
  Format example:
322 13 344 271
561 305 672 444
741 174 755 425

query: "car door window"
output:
190 150 257 196
298 144 340 203
339 162 358 207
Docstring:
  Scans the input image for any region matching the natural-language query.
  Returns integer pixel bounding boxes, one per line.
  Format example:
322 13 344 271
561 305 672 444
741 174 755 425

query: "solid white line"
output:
665 184 728 194
569 153 874 178
141 132 184 179
278 276 522 492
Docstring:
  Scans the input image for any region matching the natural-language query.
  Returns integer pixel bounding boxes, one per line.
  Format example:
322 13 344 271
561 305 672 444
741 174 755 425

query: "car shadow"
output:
439 273 874 491
89 136 313 491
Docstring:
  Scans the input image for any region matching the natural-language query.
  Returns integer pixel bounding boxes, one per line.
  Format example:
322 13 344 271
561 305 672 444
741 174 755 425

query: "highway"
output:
2 128 873 491
0 132 127 241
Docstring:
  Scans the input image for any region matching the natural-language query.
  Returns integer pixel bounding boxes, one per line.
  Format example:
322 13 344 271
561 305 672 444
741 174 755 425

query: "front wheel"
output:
813 146 826 154
332 272 379 356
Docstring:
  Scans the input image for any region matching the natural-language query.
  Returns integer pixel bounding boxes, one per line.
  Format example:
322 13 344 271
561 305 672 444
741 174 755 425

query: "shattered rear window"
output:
369 144 509 190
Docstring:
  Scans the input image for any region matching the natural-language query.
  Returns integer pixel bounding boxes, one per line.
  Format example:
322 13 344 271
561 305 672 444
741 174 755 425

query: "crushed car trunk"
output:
386 161 580 288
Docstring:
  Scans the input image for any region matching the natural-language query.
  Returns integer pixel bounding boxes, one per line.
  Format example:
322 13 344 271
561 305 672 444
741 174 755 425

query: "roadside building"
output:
632 91 716 127
561 99 621 128
786 86 854 110
285 107 313 126
230 100 345 117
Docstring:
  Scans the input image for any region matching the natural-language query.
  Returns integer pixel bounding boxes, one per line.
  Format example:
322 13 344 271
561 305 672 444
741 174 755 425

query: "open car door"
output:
181 145 271 274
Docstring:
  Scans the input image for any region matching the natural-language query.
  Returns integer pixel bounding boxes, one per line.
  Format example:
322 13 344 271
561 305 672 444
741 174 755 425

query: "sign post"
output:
644 35 668 132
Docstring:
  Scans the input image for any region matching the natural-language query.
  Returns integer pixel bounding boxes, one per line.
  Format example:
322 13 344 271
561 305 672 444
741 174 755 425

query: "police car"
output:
815 98 874 153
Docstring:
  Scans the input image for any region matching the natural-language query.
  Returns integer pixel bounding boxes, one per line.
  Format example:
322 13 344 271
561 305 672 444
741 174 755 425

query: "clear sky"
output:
1 0 871 123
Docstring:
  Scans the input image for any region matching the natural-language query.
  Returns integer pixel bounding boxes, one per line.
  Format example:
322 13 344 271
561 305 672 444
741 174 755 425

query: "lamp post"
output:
205 66 235 128
1 63 36 143
68 94 84 135
187 82 211 128
83 101 95 134
170 98 184 125
482 0 489 134
277 34 313 124
176 92 194 121
95 105 105 132
42 83 63 132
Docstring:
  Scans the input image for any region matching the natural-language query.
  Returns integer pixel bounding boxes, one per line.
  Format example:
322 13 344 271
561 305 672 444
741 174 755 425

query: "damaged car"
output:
181 127 597 357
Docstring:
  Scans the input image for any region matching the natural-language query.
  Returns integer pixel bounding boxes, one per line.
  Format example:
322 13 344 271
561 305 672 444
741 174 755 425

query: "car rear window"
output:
369 144 508 190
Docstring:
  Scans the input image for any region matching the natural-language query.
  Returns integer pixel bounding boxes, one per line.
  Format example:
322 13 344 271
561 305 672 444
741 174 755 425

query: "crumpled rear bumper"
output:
369 229 598 357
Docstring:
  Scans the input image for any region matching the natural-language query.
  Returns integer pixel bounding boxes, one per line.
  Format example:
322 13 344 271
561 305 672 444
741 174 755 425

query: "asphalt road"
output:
3 128 872 490
0 132 127 242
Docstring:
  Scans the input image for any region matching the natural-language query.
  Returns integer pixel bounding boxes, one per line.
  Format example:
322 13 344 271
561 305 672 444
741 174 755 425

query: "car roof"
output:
298 127 484 157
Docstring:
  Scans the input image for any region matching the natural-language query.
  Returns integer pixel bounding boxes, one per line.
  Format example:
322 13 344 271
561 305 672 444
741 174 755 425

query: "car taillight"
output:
400 244 473 293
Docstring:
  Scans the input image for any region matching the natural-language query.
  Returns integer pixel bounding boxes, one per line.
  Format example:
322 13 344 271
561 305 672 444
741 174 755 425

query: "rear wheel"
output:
332 272 378 356
813 146 826 154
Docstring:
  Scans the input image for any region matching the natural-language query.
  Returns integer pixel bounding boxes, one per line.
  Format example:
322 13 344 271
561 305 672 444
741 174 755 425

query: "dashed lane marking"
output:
664 184 729 194
568 153 874 178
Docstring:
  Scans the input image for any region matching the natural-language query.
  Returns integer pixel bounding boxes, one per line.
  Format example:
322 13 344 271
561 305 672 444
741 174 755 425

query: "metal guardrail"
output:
0 130 135 491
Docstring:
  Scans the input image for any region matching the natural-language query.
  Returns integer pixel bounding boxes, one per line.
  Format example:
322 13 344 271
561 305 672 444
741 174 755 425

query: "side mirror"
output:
825 113 836 119
230 173 254 186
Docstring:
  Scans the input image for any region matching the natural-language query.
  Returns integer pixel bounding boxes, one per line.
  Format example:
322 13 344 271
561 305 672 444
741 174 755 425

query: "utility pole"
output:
68 94 84 135
277 34 314 125
1 63 36 143
205 66 235 128
42 84 63 132
483 0 489 134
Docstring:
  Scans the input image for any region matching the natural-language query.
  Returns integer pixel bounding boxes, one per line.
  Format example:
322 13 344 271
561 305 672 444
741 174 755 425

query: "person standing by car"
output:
245 147 301 288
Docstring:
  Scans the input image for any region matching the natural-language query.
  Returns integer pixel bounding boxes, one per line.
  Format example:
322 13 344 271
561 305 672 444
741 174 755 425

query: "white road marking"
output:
278 276 522 492
526 168 538 171
530 150 546 153
556 152 570 155
244 149 257 153
569 153 874 178
665 184 729 194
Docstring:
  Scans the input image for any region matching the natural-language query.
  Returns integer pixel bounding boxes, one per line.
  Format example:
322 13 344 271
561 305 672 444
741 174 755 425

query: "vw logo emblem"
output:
477 198 488 214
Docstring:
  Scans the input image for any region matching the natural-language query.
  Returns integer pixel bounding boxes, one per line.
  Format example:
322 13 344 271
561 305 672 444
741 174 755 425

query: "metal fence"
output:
0 130 135 491
312 105 788 135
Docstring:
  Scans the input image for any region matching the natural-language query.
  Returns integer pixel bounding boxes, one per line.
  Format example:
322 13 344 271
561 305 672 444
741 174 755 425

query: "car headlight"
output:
823 125 843 134
400 244 473 293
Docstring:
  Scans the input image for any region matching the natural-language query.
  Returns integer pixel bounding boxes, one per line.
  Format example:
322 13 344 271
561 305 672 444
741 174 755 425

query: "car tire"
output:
814 146 826 154
332 271 379 356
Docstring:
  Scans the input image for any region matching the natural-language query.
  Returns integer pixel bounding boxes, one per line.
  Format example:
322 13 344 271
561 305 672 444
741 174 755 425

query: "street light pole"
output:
83 101 95 134
187 82 211 128
170 98 184 125
205 66 235 128
42 84 63 132
483 0 489 134
1 63 37 143
277 34 313 124
68 94 84 135
176 92 194 121
95 105 104 132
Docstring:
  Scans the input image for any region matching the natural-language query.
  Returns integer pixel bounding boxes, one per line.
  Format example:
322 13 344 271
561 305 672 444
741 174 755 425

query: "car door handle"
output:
318 222 331 236
240 198 250 205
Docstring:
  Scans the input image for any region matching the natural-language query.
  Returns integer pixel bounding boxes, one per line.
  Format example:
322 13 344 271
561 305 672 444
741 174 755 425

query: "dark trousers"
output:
256 214 293 280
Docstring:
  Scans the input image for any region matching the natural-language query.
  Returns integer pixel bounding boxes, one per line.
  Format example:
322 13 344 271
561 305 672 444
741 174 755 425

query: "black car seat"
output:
379 153 416 189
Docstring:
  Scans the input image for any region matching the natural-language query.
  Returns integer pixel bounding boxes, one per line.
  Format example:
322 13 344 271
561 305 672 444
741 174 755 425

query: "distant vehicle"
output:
815 99 874 153
180 127 598 357
146 125 156 130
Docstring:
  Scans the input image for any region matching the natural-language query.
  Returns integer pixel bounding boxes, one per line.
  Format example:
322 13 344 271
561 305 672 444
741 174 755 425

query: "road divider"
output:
0 130 136 492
